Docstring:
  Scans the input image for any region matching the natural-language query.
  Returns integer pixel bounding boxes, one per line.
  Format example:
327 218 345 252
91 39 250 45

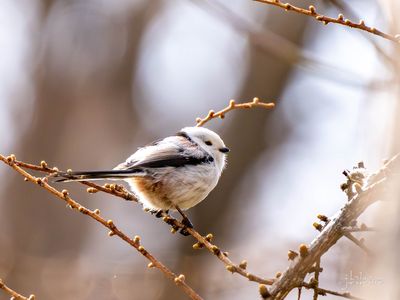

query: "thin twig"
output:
160 211 275 285
302 282 364 300
342 226 377 232
193 0 378 88
195 97 274 127
0 278 33 300
253 0 400 43
312 259 321 300
0 154 203 300
325 0 400 68
13 160 138 202
343 232 373 256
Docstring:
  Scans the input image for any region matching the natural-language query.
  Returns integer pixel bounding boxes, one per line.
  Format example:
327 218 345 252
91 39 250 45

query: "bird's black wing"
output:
124 153 214 170
53 153 213 182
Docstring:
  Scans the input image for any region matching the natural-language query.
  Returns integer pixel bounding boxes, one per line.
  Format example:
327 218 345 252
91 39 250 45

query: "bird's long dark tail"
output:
53 169 142 182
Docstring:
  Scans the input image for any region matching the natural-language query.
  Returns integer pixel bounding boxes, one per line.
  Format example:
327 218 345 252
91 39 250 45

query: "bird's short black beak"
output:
219 147 230 153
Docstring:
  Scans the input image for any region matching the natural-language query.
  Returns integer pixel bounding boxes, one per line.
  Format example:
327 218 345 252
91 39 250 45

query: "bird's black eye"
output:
205 141 212 146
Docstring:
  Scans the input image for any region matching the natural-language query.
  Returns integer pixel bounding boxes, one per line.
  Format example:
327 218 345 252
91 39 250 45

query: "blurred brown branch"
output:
0 278 34 300
301 282 363 300
193 0 377 88
0 154 203 300
253 0 400 43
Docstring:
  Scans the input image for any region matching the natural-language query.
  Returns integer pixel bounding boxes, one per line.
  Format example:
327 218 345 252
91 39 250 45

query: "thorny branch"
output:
0 154 203 300
0 278 34 300
253 0 400 43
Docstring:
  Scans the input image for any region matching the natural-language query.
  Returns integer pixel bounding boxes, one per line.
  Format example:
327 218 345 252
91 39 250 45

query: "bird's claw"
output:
181 217 194 228
152 209 169 218
179 217 194 236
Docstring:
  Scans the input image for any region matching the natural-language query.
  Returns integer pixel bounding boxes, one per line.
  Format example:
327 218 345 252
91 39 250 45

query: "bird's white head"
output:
180 126 229 173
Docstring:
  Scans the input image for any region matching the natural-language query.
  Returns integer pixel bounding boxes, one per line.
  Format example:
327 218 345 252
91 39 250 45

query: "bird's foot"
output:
179 216 194 236
181 217 194 228
151 209 169 218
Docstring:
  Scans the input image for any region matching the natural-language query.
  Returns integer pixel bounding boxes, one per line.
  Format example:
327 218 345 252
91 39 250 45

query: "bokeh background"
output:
0 0 399 299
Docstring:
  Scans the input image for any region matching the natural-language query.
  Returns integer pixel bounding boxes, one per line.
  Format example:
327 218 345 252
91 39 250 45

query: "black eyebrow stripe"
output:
176 131 193 142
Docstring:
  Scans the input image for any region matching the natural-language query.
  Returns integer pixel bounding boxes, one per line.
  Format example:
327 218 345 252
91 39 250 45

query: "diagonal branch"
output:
253 0 400 43
0 278 34 300
266 154 399 299
312 259 321 300
302 282 364 300
342 225 377 232
0 154 203 300
2 154 275 286
343 232 372 256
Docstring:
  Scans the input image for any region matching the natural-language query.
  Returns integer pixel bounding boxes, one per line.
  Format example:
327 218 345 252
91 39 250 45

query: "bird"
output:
54 126 229 234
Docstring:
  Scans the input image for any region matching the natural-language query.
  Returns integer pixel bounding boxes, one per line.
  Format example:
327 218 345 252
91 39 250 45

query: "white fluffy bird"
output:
55 127 229 232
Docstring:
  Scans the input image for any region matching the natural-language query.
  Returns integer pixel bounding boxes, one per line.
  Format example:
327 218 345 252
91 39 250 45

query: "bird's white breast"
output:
126 163 220 211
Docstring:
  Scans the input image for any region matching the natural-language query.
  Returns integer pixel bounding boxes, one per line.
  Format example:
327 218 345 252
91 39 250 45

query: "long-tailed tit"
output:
55 126 229 233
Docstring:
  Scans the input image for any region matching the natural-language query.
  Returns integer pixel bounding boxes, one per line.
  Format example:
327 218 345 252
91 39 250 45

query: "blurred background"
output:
0 0 399 299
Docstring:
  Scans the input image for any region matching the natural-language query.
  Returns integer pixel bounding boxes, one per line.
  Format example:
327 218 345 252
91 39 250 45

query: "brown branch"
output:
160 213 275 285
13 160 138 202
3 155 275 286
0 154 203 300
312 259 321 300
4 152 395 298
343 232 372 256
342 225 377 232
266 154 399 299
0 278 34 300
253 0 400 43
302 282 364 300
195 97 275 127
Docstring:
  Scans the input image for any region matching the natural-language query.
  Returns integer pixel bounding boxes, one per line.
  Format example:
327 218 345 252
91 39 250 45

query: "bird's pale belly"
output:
127 168 217 210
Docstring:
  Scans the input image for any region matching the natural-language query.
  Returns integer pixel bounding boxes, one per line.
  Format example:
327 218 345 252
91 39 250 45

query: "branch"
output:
0 154 203 300
8 97 277 287
312 259 321 300
266 154 399 299
253 0 400 43
2 155 276 286
0 278 34 300
164 213 275 285
343 232 372 256
195 97 274 127
302 282 364 300
0 96 277 297
342 225 377 232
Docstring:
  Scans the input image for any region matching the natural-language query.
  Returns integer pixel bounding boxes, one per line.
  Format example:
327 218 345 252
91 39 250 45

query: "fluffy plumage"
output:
55 127 229 211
